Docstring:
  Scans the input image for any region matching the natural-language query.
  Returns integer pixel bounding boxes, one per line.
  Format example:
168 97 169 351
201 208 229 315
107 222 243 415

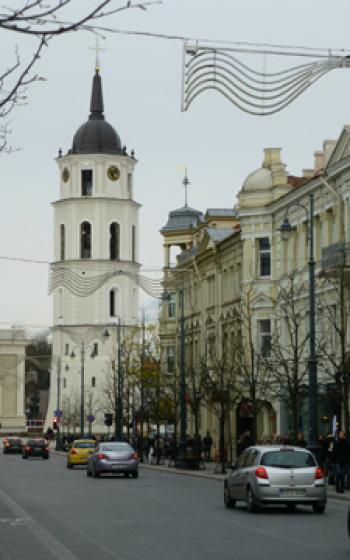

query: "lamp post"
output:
175 282 187 468
278 193 320 455
103 319 124 441
70 343 96 437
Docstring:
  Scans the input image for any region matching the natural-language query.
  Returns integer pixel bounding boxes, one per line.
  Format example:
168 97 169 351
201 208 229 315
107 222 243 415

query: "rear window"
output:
27 440 46 447
100 444 132 453
260 449 315 468
74 442 96 449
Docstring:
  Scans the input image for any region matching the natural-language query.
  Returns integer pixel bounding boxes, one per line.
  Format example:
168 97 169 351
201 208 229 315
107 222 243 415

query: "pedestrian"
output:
332 430 350 493
318 434 329 472
295 431 307 447
203 431 213 462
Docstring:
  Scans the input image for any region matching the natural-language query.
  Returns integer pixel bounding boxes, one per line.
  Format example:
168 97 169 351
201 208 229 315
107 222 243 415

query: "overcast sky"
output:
1 0 350 329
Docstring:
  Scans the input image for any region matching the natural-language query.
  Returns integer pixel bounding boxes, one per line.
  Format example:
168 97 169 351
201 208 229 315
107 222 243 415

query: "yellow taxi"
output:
67 439 97 468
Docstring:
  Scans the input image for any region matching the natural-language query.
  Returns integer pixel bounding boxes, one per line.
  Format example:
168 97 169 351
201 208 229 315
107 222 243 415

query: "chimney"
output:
302 169 314 178
314 151 325 171
263 148 282 168
323 140 337 165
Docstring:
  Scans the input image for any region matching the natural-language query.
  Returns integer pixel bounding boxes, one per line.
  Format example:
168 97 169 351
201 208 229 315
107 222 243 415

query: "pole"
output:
139 312 145 462
80 342 85 437
176 283 187 468
56 358 61 450
307 193 320 454
116 319 123 440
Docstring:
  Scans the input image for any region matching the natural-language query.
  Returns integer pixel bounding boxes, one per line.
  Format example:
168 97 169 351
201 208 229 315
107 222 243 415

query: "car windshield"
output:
74 442 96 449
100 443 132 453
260 449 315 468
27 440 46 447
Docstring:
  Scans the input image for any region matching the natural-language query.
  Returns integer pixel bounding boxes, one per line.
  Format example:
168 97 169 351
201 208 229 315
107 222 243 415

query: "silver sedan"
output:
224 445 326 513
87 442 139 478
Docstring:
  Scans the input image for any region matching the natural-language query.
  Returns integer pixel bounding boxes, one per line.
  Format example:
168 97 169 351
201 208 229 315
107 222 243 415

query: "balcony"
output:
321 242 350 280
176 247 198 266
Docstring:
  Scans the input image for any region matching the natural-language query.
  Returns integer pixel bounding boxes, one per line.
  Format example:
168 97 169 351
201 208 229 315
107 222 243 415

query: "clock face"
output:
107 165 120 181
62 167 70 183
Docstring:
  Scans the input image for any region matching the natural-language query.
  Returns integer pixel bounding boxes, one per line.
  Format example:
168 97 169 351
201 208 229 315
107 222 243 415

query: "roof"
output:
68 70 122 156
160 205 204 233
206 228 234 243
206 208 237 217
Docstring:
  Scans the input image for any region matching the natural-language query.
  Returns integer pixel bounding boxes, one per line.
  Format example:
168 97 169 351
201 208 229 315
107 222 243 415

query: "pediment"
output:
251 293 272 310
327 126 350 169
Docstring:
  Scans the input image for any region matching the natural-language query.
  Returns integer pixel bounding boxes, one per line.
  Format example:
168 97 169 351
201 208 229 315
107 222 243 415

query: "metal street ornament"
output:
181 42 350 116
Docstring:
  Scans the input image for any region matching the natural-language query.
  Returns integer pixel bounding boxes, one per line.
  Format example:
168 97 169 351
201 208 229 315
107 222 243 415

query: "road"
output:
0 449 348 560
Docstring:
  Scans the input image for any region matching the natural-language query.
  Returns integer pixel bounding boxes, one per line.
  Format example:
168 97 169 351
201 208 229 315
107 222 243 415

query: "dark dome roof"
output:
68 70 122 156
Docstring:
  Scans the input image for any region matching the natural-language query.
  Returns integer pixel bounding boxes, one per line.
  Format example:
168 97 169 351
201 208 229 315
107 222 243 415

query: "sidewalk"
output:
140 460 350 502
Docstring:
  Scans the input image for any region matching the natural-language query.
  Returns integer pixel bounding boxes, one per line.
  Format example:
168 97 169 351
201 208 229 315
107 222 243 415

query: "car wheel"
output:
67 463 73 469
312 502 326 514
224 483 236 509
286 503 296 512
22 455 28 460
93 466 100 478
87 468 92 477
131 471 139 479
123 472 129 478
247 486 260 513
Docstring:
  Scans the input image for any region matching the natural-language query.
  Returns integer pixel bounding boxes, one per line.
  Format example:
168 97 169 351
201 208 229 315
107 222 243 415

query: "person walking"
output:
295 431 307 447
332 430 350 493
203 431 213 462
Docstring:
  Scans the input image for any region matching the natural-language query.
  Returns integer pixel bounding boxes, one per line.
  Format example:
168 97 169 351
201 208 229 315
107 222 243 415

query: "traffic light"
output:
53 416 58 430
104 413 113 427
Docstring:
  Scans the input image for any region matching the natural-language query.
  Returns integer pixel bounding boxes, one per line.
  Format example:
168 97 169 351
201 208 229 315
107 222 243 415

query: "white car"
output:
224 445 326 513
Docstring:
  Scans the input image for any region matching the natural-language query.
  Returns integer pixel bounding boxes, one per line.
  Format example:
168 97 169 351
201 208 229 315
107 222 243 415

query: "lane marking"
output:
0 487 79 560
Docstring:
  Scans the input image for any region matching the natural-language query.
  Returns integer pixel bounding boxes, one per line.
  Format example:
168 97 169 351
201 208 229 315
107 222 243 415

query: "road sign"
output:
54 409 63 418
87 415 95 423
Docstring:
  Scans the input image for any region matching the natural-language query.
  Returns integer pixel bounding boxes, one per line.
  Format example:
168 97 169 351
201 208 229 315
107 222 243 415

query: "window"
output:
65 343 69 356
63 378 67 389
127 173 132 198
60 224 65 260
109 222 120 260
80 222 91 258
168 293 176 318
132 225 136 262
91 376 96 388
258 238 271 277
258 319 271 357
110 289 118 317
93 343 98 356
81 169 92 196
166 345 175 374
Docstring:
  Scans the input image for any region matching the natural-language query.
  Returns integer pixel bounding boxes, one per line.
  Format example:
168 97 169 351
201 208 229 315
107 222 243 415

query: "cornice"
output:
52 197 142 209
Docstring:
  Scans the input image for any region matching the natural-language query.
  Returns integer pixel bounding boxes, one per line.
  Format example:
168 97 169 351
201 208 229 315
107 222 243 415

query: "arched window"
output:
110 288 118 317
60 224 65 261
80 222 91 259
109 222 120 260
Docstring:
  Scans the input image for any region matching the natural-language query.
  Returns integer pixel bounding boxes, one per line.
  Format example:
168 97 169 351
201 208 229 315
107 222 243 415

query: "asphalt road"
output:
0 449 349 560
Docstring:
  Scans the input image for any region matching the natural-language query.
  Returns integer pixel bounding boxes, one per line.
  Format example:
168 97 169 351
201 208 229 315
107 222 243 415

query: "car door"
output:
228 450 250 499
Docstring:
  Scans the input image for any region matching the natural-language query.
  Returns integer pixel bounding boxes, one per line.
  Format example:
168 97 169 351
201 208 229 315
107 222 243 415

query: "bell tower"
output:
46 66 140 433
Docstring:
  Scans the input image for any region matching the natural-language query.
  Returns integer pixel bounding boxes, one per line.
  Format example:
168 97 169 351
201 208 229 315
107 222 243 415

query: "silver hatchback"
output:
224 445 326 513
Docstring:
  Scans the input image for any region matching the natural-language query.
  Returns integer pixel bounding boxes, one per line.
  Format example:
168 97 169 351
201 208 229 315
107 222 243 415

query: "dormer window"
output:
81 169 93 196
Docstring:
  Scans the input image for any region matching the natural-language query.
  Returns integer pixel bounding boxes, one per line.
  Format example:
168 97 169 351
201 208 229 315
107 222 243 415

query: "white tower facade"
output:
46 69 140 434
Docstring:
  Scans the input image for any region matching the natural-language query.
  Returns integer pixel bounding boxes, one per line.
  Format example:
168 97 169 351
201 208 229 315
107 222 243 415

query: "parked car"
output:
224 445 326 513
67 439 97 468
87 442 139 478
22 438 49 460
3 437 23 454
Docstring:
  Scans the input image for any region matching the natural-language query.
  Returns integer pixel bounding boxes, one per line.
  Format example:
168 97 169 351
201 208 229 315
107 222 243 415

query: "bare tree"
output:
0 0 161 151
61 391 80 434
267 275 309 443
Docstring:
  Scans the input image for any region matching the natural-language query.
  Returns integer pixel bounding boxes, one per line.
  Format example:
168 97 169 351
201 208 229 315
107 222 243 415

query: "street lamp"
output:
70 343 96 436
278 193 320 455
103 319 124 441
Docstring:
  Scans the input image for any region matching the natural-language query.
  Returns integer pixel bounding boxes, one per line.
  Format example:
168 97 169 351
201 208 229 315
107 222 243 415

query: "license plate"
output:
279 489 305 496
112 464 126 470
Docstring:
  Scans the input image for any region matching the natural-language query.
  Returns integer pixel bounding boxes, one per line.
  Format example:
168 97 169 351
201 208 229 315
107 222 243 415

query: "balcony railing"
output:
321 242 350 271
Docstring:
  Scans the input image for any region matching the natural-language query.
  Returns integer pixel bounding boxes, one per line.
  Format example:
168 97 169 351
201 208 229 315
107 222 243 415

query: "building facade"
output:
46 68 140 433
160 132 350 458
0 329 27 433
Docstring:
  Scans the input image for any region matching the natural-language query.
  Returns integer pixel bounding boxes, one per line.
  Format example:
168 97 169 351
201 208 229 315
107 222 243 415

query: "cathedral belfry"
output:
46 65 141 433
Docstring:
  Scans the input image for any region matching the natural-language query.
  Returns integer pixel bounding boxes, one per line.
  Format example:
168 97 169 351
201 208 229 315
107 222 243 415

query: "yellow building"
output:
160 128 350 459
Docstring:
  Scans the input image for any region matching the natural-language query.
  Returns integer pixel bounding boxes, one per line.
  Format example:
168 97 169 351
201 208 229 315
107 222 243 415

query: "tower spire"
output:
182 167 190 207
89 68 104 121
